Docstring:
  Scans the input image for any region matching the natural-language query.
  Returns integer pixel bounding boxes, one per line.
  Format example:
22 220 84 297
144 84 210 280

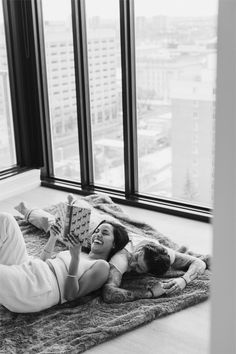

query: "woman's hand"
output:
64 233 82 259
41 218 61 261
162 277 186 295
64 233 82 301
50 217 62 239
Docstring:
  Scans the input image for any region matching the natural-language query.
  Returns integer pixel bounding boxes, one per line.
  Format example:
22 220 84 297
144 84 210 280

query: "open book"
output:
56 202 91 242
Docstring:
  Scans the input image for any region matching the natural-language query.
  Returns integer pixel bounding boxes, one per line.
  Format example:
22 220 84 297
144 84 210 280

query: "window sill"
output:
41 177 212 223
0 169 41 201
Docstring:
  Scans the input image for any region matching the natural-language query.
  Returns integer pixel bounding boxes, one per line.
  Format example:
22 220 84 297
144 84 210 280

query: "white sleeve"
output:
109 249 129 275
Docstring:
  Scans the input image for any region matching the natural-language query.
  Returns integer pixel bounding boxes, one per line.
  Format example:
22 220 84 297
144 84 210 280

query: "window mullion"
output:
71 0 94 189
2 0 22 165
2 0 44 169
119 0 139 198
32 0 54 178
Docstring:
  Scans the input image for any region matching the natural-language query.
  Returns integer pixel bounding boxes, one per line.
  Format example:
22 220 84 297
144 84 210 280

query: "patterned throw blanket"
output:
0 194 211 354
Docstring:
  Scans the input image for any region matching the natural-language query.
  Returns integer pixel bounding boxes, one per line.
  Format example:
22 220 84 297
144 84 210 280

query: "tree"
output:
183 169 197 201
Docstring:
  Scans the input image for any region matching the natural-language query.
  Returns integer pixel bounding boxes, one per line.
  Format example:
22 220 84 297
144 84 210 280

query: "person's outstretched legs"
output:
0 212 59 313
15 193 77 233
15 201 55 233
0 212 29 265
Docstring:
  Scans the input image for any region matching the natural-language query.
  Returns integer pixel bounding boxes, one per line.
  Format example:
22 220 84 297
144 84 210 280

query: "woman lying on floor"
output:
14 196 209 303
0 211 129 313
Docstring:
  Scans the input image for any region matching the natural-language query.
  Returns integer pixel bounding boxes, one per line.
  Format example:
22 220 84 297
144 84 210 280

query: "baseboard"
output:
0 169 41 201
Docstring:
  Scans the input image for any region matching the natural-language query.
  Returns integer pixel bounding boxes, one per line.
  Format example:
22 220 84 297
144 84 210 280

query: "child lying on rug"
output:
15 196 208 304
0 211 128 313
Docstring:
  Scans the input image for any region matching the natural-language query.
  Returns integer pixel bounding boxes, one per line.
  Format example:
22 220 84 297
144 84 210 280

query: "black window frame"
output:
1 0 212 222
1 0 45 179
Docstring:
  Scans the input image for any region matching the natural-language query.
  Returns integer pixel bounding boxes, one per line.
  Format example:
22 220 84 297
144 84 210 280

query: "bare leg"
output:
15 194 77 234
15 201 55 233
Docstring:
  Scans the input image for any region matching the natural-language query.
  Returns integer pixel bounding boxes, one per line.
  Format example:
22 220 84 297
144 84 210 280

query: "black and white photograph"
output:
0 0 234 353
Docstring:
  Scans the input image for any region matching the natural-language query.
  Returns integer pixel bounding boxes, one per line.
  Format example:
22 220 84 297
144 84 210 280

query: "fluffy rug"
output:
0 194 211 354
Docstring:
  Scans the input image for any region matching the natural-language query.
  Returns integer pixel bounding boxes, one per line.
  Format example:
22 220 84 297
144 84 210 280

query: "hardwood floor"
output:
0 185 212 354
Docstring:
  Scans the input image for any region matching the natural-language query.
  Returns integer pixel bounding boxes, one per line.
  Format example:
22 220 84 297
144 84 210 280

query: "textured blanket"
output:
0 194 211 354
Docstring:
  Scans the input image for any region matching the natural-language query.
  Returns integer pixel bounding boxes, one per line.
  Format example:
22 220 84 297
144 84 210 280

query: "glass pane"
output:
86 0 124 189
135 0 218 207
42 0 80 181
0 3 16 170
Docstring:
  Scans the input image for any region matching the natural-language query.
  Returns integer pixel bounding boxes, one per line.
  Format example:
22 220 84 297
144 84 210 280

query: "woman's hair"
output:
106 220 129 260
82 220 129 260
142 242 171 276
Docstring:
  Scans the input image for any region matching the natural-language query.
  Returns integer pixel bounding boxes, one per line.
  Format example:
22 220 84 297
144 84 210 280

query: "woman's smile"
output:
90 223 115 255
93 237 104 245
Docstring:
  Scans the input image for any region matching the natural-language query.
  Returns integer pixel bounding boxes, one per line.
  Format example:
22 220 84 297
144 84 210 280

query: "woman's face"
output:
91 222 115 256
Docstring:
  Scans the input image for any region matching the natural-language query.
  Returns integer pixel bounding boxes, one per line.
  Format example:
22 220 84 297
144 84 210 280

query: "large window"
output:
42 0 80 181
0 1 16 171
0 0 219 220
135 0 218 207
38 0 218 219
86 0 124 189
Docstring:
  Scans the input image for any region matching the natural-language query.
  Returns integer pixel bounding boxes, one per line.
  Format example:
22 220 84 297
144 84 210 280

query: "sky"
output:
0 0 218 23
42 0 218 21
134 0 218 17
0 2 3 24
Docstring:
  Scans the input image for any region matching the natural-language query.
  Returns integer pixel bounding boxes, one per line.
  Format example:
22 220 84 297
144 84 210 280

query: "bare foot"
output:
67 194 76 205
14 201 29 216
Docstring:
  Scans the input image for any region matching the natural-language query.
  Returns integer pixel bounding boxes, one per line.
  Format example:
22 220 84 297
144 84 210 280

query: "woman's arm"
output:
76 260 109 298
64 236 110 301
40 219 61 261
64 234 82 301
65 260 110 301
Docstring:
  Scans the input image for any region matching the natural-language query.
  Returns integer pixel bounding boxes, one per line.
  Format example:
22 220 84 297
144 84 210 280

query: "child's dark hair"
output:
142 242 171 276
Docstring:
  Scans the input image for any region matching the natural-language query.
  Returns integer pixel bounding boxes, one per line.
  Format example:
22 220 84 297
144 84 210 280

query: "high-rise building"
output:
43 22 119 141
170 53 215 206
0 24 15 168
87 28 120 133
136 44 210 104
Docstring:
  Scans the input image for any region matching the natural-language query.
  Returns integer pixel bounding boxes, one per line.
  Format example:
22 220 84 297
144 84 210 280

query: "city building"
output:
170 52 216 206
0 24 16 169
44 22 120 139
